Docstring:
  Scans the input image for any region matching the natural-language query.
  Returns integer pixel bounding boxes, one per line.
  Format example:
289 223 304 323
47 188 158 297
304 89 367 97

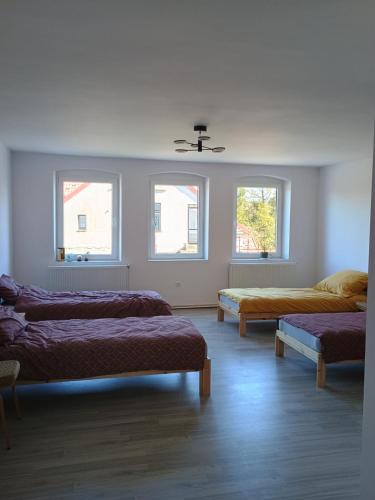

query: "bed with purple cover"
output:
275 312 366 388
0 308 211 397
0 275 172 321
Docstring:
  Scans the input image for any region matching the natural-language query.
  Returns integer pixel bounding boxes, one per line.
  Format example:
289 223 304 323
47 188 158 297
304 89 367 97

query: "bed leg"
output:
199 359 211 397
316 356 326 388
275 334 285 357
217 307 224 322
239 315 247 337
0 394 10 450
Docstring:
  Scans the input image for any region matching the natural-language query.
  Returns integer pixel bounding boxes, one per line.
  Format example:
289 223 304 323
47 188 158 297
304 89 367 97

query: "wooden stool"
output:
0 360 21 450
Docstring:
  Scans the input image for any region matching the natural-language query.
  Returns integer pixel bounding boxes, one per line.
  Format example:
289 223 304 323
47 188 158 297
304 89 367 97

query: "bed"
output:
0 309 211 397
218 270 368 336
0 275 172 321
275 312 366 388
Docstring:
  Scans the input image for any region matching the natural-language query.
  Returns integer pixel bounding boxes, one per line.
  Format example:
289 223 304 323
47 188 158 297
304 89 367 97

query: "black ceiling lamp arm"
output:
174 124 225 153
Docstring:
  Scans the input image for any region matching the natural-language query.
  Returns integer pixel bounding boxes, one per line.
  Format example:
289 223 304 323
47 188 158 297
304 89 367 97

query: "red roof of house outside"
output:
63 182 90 203
236 223 258 250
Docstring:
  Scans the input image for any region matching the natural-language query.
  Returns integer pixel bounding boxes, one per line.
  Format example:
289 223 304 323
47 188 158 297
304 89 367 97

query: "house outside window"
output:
187 204 198 244
150 173 207 260
56 170 120 261
154 202 161 232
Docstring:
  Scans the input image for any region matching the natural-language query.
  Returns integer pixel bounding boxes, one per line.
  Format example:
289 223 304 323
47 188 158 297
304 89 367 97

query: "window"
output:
56 171 120 261
234 177 283 258
150 174 207 259
77 214 87 231
187 204 198 244
154 202 161 232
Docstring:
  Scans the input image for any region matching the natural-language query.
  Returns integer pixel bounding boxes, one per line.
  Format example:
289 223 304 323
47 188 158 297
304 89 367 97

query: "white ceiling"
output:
0 0 374 166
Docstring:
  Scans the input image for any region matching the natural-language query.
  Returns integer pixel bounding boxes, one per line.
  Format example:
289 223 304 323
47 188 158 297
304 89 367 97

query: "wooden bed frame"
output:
217 297 279 337
275 330 326 388
217 293 366 337
17 358 211 397
275 330 364 388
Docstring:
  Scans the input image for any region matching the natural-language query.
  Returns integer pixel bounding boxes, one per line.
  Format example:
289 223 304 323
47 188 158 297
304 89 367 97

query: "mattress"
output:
15 286 172 321
0 316 207 380
219 294 240 313
279 312 366 363
279 318 322 352
218 287 364 315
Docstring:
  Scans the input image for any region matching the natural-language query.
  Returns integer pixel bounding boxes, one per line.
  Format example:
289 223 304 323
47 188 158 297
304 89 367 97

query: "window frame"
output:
233 176 283 259
149 173 207 260
55 170 121 262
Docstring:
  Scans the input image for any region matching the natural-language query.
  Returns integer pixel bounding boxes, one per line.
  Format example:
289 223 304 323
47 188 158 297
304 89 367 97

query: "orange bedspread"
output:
219 288 365 315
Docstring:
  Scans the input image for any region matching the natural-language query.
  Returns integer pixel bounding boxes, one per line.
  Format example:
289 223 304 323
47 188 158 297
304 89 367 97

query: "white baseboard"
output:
172 304 217 310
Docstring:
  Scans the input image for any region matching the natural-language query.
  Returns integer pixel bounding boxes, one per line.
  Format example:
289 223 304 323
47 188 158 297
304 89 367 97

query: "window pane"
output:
77 214 87 231
154 202 161 232
236 186 277 254
188 204 198 244
63 181 113 255
154 185 199 254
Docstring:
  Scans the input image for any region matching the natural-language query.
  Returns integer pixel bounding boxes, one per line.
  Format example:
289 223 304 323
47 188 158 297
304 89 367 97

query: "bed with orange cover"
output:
217 270 367 336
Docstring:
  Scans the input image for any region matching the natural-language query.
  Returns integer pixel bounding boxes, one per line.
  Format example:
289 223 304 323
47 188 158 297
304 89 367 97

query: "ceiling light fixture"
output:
174 125 226 153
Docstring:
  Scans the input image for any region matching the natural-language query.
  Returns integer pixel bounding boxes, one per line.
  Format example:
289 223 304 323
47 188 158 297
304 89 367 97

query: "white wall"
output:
361 136 375 500
317 158 372 278
11 151 320 306
0 144 12 275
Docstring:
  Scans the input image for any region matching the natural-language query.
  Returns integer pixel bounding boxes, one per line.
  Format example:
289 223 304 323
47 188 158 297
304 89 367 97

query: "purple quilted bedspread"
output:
0 316 207 380
281 312 366 363
15 286 172 321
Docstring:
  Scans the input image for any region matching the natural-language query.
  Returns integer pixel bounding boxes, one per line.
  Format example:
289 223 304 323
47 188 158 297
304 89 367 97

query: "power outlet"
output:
175 281 182 287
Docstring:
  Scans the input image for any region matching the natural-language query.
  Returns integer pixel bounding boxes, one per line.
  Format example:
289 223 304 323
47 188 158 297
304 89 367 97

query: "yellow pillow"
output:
314 270 368 298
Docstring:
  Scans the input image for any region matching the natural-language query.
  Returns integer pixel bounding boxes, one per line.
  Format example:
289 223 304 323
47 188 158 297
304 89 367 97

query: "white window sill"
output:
230 258 295 265
148 258 208 263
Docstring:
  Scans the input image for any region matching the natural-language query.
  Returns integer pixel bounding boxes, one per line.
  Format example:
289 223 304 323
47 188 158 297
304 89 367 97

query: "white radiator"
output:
48 265 129 291
229 262 297 288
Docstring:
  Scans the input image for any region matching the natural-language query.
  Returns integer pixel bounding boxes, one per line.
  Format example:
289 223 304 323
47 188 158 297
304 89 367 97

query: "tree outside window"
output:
236 186 278 254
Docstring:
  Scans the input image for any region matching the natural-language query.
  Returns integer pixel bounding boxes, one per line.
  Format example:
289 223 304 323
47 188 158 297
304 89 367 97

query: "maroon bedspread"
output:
0 316 206 380
15 286 172 321
281 312 366 363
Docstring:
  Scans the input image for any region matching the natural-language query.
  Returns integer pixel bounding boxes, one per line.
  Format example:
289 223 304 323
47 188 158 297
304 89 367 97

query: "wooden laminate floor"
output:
0 309 364 500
